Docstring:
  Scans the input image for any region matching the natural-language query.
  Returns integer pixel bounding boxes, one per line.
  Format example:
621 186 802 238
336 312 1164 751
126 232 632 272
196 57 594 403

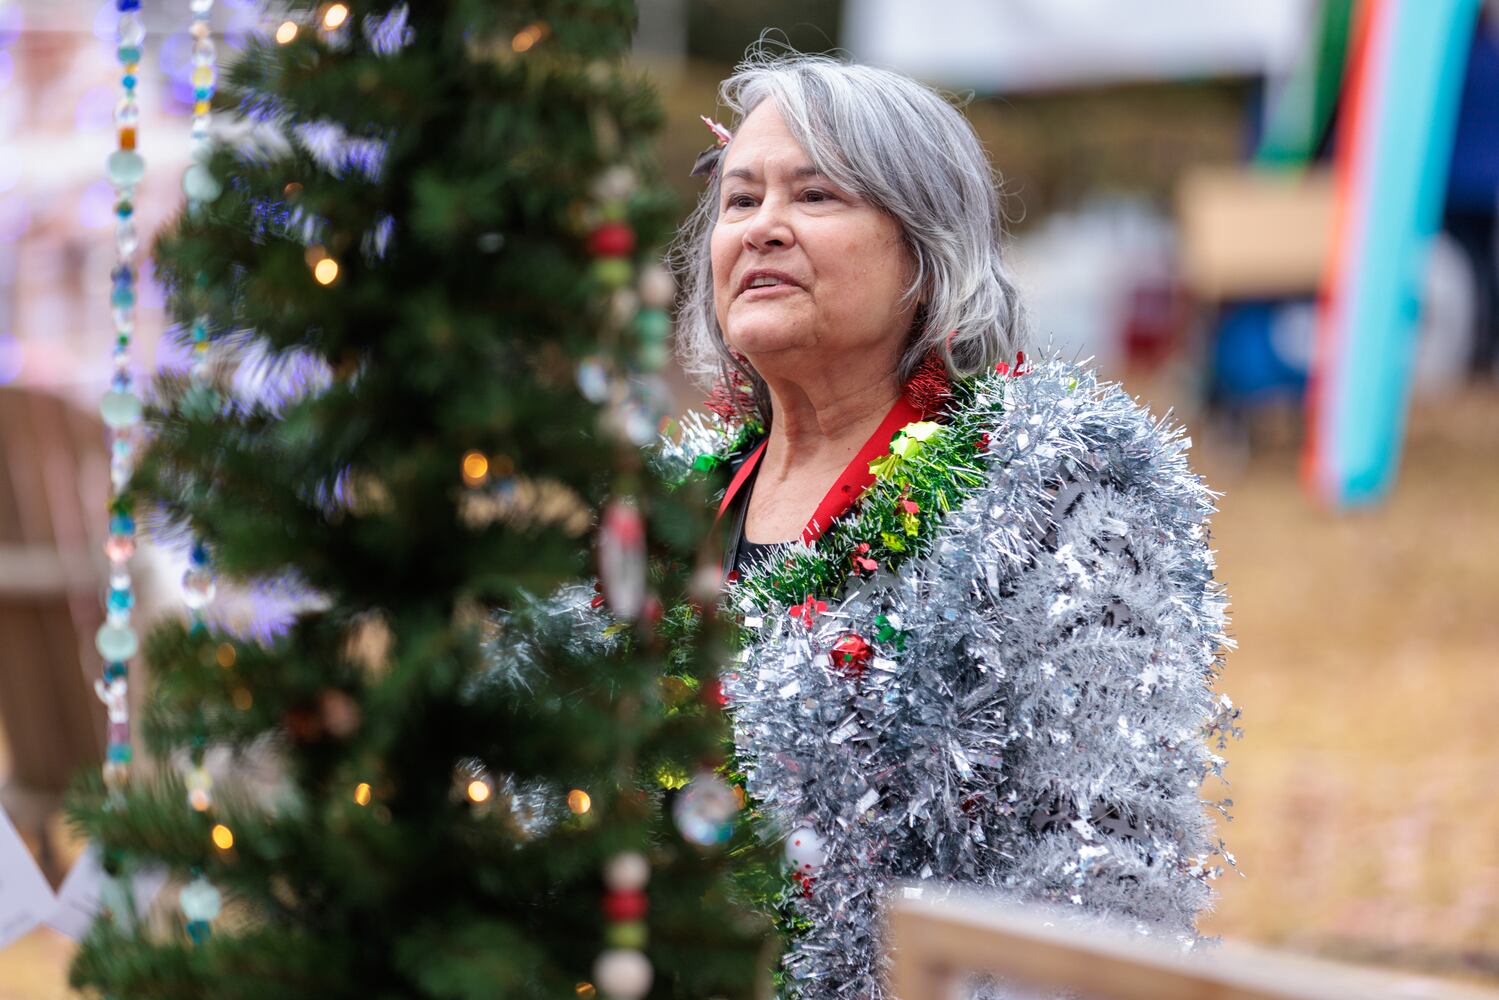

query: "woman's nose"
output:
743 196 794 251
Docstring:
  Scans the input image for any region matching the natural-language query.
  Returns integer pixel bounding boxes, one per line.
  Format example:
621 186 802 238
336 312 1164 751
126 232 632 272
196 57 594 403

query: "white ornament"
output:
637 264 675 309
603 852 650 892
785 826 825 874
593 948 652 999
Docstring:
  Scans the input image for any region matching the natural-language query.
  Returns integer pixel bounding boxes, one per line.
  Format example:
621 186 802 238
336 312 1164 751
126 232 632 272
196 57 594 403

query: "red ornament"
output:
598 500 646 620
975 432 991 452
898 498 919 515
829 633 873 679
792 870 817 898
902 350 952 416
588 221 635 258
702 675 728 708
994 361 1010 376
603 889 648 922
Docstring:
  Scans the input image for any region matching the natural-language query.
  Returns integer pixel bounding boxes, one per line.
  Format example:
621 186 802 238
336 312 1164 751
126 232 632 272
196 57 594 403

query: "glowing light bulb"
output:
567 789 591 815
216 643 236 668
461 450 489 486
354 782 372 806
275 21 298 44
467 780 491 803
211 824 234 850
576 985 597 999
313 257 339 285
322 4 349 30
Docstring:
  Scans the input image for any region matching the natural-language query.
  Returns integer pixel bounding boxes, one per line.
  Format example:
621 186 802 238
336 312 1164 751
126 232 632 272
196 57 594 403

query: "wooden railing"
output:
886 888 1499 1000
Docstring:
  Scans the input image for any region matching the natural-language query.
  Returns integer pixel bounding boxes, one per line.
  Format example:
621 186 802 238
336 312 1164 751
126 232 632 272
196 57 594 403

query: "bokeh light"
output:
466 779 491 803
0 334 23 385
77 179 115 230
73 84 116 133
211 823 235 850
275 21 298 45
354 782 372 806
322 4 350 30
566 789 591 814
313 257 339 284
461 450 489 486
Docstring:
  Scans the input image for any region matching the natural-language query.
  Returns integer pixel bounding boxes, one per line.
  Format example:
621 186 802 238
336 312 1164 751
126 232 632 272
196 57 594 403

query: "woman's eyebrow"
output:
722 165 826 182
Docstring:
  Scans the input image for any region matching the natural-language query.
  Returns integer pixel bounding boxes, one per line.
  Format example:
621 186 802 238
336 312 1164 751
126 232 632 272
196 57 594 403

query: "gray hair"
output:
670 51 1027 412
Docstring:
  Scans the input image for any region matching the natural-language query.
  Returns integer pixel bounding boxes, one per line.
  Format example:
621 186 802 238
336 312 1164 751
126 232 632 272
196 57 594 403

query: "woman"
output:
659 54 1238 997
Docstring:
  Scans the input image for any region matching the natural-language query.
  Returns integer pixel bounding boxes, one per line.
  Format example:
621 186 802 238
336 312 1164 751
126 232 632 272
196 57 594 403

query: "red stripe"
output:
799 395 925 544
716 438 768 520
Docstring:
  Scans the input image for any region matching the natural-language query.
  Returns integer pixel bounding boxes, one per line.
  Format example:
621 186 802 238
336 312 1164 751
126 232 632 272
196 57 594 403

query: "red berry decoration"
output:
588 221 636 258
829 633 873 679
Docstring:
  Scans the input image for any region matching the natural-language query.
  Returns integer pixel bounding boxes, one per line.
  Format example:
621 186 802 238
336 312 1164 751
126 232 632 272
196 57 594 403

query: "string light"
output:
467 779 491 804
461 450 489 486
575 985 597 999
211 824 234 851
321 4 349 30
511 23 548 53
275 20 298 44
215 642 236 668
313 256 339 285
567 789 592 815
354 783 372 806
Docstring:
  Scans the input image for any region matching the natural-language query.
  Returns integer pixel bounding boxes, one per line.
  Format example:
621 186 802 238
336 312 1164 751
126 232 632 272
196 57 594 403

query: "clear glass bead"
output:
118 14 145 47
114 98 140 128
115 221 139 257
190 0 215 14
193 41 217 66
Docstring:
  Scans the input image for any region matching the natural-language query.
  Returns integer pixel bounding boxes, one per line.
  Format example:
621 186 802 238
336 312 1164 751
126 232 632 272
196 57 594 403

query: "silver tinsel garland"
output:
501 355 1240 999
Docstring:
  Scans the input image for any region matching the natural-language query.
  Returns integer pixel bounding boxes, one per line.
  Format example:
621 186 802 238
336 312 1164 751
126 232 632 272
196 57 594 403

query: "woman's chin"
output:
724 325 812 360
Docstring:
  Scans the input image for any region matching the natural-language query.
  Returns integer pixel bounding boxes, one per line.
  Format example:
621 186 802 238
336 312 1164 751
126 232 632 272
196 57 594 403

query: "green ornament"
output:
591 258 632 289
605 921 648 949
633 308 670 343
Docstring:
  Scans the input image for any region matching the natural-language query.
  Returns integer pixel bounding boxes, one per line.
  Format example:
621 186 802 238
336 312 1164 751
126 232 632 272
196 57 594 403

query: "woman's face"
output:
710 102 917 374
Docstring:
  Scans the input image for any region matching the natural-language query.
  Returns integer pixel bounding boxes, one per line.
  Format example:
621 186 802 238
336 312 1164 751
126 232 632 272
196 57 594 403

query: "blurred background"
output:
2 0 1497 996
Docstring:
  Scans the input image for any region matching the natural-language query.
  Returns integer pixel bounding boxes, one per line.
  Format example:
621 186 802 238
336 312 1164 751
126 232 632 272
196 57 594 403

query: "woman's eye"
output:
803 189 827 202
726 194 756 209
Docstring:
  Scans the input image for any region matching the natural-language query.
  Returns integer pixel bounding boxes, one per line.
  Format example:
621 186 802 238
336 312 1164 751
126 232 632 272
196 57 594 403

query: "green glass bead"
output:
100 390 142 428
110 286 135 308
107 150 146 186
182 164 221 202
117 45 141 64
95 622 139 661
591 258 632 289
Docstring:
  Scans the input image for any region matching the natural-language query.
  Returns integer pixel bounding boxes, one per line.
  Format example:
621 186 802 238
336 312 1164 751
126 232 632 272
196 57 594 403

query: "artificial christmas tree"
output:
67 2 773 996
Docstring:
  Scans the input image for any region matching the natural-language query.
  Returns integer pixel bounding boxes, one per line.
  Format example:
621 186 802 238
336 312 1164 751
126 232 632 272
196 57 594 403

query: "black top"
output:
722 449 793 578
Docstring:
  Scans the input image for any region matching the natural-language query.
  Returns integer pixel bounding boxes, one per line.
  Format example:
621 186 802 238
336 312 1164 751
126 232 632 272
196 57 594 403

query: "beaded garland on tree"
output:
648 353 1242 999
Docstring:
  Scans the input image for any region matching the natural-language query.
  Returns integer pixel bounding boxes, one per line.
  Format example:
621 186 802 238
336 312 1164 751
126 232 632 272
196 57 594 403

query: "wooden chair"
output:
0 385 113 881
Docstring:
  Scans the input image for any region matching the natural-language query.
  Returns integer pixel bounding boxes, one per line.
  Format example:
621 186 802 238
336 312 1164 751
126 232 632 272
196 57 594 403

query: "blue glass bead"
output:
193 88 211 101
191 320 209 342
186 920 211 944
104 662 128 681
110 286 136 309
107 587 134 612
189 618 206 637
116 201 133 218
117 0 142 10
122 75 137 90
117 45 141 64
190 541 209 567
109 513 134 535
107 743 132 763
111 264 132 283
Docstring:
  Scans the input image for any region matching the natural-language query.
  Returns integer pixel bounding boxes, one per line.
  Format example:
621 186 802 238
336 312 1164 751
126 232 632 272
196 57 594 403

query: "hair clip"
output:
691 115 734 179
